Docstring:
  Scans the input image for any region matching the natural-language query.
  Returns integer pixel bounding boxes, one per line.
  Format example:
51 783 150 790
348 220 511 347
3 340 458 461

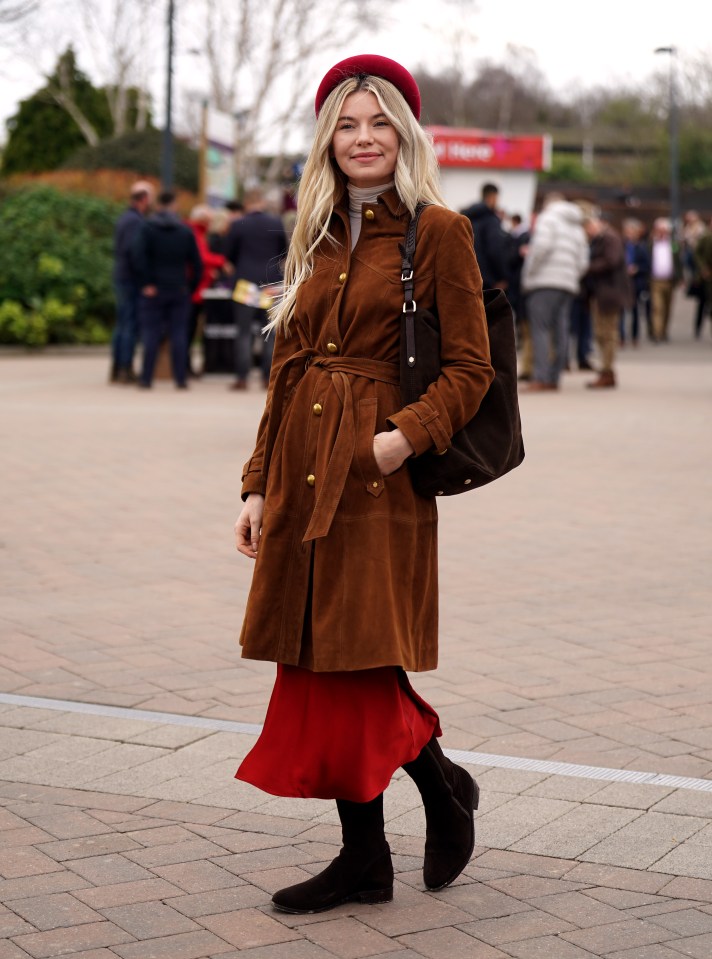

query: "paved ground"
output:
0 295 711 958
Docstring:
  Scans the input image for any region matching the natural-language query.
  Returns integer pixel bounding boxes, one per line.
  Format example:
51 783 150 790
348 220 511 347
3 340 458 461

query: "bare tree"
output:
77 0 156 135
184 0 378 184
10 0 158 143
0 0 37 24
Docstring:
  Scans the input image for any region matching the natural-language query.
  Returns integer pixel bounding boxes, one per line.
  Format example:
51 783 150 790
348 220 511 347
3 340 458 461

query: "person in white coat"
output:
521 194 589 391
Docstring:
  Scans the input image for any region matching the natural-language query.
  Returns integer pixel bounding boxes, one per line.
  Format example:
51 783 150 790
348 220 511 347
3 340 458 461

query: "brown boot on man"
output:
586 371 616 389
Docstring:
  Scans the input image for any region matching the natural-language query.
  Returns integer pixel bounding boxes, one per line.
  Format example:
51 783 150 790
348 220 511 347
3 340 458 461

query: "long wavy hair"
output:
267 74 446 334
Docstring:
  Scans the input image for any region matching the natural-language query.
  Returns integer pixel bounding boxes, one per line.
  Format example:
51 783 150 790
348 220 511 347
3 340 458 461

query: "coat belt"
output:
261 349 400 542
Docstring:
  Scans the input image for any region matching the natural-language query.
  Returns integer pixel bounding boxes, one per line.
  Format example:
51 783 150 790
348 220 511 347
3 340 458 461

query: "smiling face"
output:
330 90 399 188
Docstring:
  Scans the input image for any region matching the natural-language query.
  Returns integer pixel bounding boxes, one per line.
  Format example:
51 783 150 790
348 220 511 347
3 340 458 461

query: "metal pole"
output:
161 0 175 191
654 46 680 247
669 48 680 249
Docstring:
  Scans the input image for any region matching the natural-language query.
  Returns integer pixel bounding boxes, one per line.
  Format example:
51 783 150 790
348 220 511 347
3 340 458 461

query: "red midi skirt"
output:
235 665 441 803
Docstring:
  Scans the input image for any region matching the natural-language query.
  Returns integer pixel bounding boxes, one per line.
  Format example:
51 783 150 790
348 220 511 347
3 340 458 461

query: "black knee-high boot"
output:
402 735 479 890
271 793 393 914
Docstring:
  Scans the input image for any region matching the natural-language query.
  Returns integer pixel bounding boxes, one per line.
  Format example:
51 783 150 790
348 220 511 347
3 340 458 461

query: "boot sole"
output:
272 886 393 914
424 774 478 891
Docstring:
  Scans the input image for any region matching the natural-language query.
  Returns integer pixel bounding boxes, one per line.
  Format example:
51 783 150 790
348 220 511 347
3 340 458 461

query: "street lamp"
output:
654 46 679 247
161 0 176 191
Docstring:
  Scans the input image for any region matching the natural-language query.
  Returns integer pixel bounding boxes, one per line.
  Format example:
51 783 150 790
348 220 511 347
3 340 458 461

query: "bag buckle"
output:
402 300 416 313
401 269 414 282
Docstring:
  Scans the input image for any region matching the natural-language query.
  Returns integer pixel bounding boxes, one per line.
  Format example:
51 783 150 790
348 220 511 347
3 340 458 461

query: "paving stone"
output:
606 947 697 959
503 937 598 958
510 804 641 860
487 875 590 900
112 930 234 959
528 890 627 927
0 904 35 937
150 860 245 893
564 863 672 894
64 854 155 886
99 901 200 938
301 916 402 958
666 933 712 959
657 877 712 903
399 925 510 958
458 910 575 945
11 919 134 958
647 907 712 936
428 882 532 919
8 893 102 932
167 884 270 917
0 846 64 880
206 942 335 959
560 918 671 954
73 878 184 910
475 850 576 879
0 942 34 959
199 908 300 949
579 811 709 870
36 833 142 861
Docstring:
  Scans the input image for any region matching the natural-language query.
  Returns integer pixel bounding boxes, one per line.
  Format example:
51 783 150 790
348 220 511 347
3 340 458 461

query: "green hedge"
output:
0 185 120 346
61 129 199 192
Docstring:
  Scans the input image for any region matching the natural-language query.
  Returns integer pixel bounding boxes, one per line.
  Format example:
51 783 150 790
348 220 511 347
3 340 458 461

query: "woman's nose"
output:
355 124 374 144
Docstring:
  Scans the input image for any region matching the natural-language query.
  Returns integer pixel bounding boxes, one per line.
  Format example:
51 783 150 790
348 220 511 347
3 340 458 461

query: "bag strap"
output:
401 203 426 369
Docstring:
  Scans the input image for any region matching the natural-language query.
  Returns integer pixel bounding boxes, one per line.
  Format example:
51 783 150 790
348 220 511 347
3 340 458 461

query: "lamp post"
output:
654 45 680 247
161 0 176 191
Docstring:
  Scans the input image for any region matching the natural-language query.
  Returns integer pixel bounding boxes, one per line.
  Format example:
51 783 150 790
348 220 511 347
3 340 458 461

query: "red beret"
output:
315 54 421 120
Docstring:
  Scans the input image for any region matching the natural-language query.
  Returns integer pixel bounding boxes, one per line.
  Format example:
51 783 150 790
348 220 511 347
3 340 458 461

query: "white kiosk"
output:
427 126 552 221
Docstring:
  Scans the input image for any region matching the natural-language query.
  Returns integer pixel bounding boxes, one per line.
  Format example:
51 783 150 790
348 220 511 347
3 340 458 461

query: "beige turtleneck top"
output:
347 180 395 250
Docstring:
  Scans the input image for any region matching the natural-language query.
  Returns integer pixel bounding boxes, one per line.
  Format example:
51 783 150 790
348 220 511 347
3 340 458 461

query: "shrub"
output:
0 186 120 345
61 129 199 192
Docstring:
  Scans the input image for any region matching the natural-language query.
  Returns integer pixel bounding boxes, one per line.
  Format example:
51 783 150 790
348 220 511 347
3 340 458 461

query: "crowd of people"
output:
110 177 712 394
109 181 287 390
460 182 712 393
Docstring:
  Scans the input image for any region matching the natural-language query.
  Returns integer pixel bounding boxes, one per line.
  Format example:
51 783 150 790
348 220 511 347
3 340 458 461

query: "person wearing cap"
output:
233 54 494 914
110 180 154 383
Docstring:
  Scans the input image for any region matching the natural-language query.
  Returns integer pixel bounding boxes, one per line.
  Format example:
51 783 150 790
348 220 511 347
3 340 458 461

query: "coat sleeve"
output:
386 214 495 456
131 223 151 287
240 325 304 499
187 234 204 294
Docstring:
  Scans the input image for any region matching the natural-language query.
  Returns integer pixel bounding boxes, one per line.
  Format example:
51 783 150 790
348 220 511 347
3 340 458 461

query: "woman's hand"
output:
235 494 265 559
373 429 414 476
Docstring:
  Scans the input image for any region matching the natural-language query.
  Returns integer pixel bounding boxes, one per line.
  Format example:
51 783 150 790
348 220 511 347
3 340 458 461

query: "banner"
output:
427 126 551 171
203 108 236 205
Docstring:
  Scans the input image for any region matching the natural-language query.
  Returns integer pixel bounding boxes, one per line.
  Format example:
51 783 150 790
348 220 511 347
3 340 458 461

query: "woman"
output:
234 54 494 914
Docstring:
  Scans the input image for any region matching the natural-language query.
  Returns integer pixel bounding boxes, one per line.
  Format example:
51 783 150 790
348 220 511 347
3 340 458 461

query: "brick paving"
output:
0 295 711 956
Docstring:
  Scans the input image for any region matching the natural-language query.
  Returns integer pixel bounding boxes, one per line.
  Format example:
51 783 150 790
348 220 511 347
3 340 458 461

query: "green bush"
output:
0 185 120 346
61 129 199 192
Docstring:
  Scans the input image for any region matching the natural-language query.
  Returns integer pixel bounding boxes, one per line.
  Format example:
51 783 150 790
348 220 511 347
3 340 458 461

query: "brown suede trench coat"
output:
239 188 494 673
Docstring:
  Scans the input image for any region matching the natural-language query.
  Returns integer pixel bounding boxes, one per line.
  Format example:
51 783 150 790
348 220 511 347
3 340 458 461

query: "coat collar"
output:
334 186 408 223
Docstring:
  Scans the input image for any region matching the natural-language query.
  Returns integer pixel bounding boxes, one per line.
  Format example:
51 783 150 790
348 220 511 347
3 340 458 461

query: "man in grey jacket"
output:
521 193 589 391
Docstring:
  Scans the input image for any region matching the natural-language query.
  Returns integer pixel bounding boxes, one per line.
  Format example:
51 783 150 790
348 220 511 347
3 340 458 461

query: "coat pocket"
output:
355 397 385 498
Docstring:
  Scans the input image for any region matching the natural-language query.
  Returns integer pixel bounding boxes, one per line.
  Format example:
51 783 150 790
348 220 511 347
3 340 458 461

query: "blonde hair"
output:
268 74 446 334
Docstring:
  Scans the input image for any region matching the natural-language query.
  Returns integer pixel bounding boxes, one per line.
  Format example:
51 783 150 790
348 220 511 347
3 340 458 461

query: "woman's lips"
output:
352 153 380 160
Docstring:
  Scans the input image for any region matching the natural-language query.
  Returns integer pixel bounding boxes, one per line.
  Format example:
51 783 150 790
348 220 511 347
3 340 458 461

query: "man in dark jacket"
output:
460 182 509 289
111 181 153 383
132 191 203 389
582 209 631 389
224 187 288 389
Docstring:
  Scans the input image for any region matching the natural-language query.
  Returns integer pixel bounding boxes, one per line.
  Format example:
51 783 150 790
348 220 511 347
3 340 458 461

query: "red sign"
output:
427 126 551 171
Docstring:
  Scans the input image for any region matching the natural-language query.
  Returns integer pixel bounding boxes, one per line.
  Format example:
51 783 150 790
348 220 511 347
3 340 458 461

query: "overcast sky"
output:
1 0 709 146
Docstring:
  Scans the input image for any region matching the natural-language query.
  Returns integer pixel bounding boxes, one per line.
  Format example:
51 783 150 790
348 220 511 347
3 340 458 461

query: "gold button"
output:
306 474 315 487
326 342 338 353
312 403 322 416
364 208 375 220
372 481 379 488
338 272 347 283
